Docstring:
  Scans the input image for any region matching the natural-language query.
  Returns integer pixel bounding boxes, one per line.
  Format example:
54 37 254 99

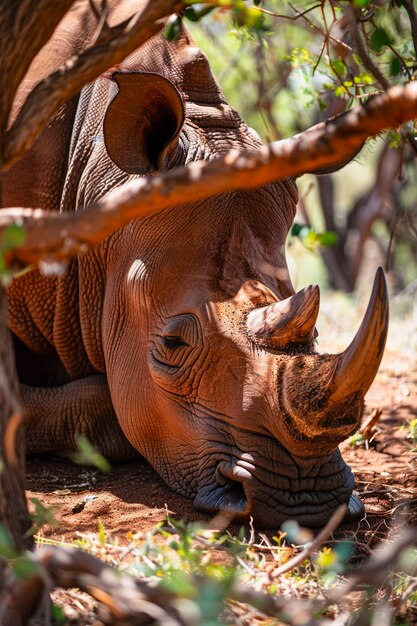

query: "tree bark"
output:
0 283 31 553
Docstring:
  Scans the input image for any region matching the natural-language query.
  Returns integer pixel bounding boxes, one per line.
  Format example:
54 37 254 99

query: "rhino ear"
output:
103 72 185 175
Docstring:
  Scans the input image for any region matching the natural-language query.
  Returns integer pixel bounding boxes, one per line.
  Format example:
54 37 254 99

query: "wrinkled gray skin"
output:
3 1 379 528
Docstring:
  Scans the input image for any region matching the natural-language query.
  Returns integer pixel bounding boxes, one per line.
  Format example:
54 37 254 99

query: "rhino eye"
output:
150 314 200 372
162 314 199 347
163 336 188 350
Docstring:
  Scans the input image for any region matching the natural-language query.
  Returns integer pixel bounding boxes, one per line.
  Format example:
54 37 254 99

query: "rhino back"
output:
4 1 150 209
6 9 296 388
3 1 146 380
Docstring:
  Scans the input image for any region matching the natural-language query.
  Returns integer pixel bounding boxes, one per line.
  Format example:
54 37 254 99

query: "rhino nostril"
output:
195 460 260 517
213 463 251 514
219 476 247 511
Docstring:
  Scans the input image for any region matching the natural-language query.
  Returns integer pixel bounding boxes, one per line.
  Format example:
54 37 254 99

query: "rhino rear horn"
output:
104 72 185 175
247 284 320 347
328 267 389 403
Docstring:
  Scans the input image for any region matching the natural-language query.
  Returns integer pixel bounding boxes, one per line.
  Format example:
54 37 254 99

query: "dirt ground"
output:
24 286 417 622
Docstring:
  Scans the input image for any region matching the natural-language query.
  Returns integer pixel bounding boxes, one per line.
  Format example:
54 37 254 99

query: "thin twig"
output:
347 5 391 91
288 1 352 58
387 44 412 80
328 526 417 600
256 3 322 21
270 504 346 577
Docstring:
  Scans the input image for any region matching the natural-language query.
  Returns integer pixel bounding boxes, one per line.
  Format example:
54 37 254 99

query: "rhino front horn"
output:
247 284 320 347
329 267 389 403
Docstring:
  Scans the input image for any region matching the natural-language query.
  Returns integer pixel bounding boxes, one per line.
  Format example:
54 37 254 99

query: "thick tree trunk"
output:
0 283 31 552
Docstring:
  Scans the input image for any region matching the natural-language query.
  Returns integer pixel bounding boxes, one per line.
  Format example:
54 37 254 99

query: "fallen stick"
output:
270 504 346 577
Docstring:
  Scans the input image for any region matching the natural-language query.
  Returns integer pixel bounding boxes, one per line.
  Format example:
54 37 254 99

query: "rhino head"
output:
98 184 387 527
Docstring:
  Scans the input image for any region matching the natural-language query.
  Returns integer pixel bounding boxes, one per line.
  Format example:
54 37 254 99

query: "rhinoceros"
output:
3 1 388 528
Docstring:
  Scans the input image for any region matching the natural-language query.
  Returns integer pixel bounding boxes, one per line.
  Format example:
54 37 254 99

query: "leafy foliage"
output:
71 434 111 474
27 497 58 537
28 517 417 625
187 0 417 290
187 0 416 133
0 223 26 283
290 222 339 250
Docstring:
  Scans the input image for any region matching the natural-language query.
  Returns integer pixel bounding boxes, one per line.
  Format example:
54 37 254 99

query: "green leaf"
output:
335 85 349 97
98 519 107 546
2 224 26 250
334 541 354 563
399 547 417 574
184 5 216 22
27 497 58 534
162 571 197 597
12 556 40 579
316 548 337 569
232 5 265 32
388 130 402 148
51 604 66 626
164 14 182 41
318 98 327 111
316 231 339 247
354 0 370 6
281 519 301 543
291 223 310 238
244 7 265 31
71 434 111 473
370 27 391 53
354 73 374 85
331 58 345 77
390 56 402 77
0 525 17 559
348 431 366 447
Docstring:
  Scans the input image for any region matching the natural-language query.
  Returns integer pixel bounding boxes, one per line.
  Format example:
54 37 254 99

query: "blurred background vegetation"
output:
184 0 417 303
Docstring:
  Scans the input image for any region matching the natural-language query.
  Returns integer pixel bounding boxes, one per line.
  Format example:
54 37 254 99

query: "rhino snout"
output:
193 451 364 529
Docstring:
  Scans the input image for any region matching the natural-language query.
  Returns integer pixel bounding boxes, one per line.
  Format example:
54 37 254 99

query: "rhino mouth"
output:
193 453 364 528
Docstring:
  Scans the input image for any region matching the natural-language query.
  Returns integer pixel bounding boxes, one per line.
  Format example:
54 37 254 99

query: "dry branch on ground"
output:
2 520 417 626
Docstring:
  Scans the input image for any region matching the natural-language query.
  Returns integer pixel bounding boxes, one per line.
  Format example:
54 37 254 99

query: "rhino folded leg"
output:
21 375 138 462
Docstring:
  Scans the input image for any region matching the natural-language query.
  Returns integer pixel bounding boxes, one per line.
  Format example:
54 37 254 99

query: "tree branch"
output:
1 83 417 265
0 0 75 150
347 5 391 92
2 0 184 171
399 0 417 60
